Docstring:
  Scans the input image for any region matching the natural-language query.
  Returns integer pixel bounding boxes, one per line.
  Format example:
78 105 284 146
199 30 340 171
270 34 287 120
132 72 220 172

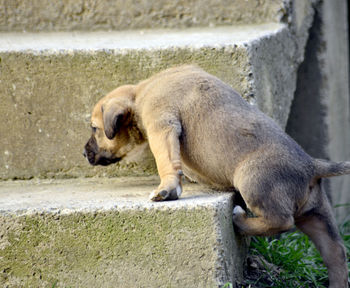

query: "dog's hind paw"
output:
233 205 245 217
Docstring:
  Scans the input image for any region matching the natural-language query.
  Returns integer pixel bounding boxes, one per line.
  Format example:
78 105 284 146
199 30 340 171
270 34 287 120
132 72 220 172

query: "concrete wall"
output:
322 0 350 222
286 0 350 223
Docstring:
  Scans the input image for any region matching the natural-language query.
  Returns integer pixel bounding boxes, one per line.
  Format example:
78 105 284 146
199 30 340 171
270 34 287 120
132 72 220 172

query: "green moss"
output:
0 209 216 287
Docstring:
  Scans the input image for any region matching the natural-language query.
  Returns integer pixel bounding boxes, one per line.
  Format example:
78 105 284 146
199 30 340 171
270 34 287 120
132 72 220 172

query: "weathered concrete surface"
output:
321 0 350 222
286 0 350 222
0 24 294 180
248 0 317 126
0 0 285 32
0 177 246 287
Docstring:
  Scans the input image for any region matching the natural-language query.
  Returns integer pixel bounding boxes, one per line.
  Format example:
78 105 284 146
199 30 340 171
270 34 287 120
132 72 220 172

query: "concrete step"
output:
0 177 246 287
0 23 307 180
0 0 286 32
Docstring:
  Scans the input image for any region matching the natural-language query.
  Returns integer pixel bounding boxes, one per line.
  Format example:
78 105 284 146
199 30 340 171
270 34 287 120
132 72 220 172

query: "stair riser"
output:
0 47 251 180
0 0 284 32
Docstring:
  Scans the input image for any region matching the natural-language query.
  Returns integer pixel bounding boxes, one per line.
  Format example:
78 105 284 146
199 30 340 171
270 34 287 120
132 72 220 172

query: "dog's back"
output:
136 66 315 190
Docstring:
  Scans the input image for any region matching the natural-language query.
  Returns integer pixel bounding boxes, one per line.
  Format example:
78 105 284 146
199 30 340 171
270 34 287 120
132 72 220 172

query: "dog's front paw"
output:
149 185 182 202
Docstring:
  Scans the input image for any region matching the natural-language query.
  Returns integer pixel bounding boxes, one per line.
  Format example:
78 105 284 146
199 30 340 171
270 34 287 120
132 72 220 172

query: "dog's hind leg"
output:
147 123 183 201
232 205 294 236
232 179 295 236
295 201 348 288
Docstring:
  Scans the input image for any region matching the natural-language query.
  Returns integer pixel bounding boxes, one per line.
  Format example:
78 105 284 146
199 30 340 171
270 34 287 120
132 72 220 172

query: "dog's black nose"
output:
84 136 99 165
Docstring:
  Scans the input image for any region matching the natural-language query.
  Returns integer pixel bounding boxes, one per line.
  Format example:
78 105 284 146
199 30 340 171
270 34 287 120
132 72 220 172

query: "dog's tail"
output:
314 158 350 178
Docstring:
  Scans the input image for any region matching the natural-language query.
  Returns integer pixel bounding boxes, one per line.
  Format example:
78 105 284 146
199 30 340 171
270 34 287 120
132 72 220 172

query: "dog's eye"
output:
91 126 97 133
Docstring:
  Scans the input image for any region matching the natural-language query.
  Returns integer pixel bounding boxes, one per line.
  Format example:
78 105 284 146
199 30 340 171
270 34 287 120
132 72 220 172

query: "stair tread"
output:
0 23 284 53
0 177 232 214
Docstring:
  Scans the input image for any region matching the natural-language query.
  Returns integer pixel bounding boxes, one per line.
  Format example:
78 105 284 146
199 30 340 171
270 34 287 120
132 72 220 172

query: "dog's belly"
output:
180 159 230 189
179 125 253 189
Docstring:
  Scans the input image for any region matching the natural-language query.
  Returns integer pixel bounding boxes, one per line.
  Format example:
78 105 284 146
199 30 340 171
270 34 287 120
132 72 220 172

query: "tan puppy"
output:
84 65 349 287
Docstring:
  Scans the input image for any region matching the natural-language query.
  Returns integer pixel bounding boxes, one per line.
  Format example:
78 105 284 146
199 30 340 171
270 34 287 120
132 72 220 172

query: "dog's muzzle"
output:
83 136 121 166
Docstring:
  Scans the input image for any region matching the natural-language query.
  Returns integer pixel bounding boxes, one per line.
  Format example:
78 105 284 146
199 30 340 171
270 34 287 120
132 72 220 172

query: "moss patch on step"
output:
0 208 218 287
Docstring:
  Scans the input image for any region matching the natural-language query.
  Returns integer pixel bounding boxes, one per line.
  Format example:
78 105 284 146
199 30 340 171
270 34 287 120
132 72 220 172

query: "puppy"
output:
84 65 349 287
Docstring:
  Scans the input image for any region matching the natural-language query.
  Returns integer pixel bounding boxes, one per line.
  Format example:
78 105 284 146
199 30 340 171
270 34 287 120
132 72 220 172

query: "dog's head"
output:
83 85 145 166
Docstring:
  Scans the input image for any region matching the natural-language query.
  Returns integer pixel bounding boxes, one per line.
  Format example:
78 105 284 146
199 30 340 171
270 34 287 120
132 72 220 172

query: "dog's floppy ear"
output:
102 100 131 140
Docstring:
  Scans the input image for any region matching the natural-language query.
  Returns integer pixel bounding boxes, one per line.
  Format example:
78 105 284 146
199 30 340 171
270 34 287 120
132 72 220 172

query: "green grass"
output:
244 217 350 287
